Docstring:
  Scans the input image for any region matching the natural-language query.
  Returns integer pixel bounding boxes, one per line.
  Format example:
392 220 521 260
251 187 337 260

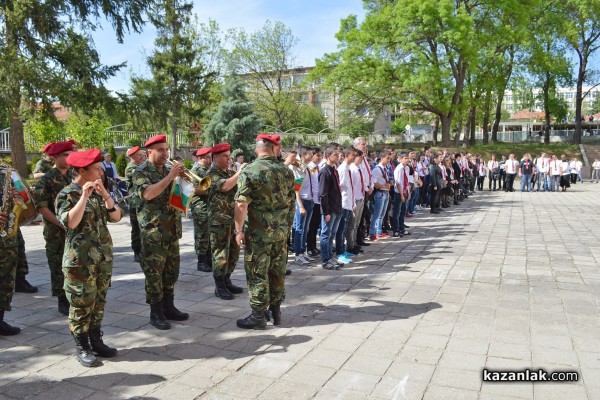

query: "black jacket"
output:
319 164 342 216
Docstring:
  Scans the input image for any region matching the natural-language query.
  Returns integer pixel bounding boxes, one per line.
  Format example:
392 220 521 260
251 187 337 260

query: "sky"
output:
91 0 366 93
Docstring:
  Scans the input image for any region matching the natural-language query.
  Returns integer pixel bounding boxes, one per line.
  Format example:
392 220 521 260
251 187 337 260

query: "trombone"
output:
165 159 211 190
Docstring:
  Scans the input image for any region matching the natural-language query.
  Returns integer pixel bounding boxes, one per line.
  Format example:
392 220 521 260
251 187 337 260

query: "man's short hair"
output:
355 149 363 157
353 137 366 146
379 150 390 159
324 145 337 157
313 147 322 154
298 145 312 157
342 147 357 158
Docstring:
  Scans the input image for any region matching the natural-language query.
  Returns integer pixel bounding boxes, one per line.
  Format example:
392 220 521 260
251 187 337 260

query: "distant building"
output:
502 87 600 115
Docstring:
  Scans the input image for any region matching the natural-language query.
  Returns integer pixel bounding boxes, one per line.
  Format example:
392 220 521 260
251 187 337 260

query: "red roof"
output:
510 109 546 120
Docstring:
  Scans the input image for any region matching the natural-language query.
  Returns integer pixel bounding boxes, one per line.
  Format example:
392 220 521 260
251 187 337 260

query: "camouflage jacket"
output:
133 160 182 242
56 182 114 267
34 167 74 217
234 155 295 243
125 161 141 209
190 164 210 214
33 158 53 175
207 166 236 227
0 168 18 248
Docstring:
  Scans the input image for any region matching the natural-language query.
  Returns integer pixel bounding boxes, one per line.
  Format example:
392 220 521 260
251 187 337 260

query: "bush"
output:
109 145 117 161
116 153 127 177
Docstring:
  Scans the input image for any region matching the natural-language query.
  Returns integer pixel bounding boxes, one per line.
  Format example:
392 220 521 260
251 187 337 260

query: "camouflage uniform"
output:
133 161 182 305
190 164 211 257
55 183 114 335
34 167 74 297
0 170 18 311
234 155 295 311
16 229 29 279
125 161 141 255
33 158 53 176
207 166 238 278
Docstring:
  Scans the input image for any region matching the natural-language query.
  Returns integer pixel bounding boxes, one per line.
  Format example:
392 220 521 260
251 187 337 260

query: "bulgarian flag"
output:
294 176 304 192
11 171 30 203
169 177 194 215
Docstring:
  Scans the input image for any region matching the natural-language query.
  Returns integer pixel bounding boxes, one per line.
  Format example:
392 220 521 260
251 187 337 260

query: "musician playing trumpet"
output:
132 134 189 330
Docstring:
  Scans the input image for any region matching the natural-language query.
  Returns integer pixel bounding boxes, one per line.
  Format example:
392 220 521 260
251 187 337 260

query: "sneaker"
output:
337 255 352 264
401 230 411 236
415 205 422 211
378 233 391 239
294 255 309 266
406 213 414 218
369 235 378 241
393 231 401 237
342 251 357 258
303 252 315 262
307 249 320 257
322 260 339 270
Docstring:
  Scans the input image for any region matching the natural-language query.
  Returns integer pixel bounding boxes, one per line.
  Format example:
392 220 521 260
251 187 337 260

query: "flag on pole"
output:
11 171 30 203
169 177 194 215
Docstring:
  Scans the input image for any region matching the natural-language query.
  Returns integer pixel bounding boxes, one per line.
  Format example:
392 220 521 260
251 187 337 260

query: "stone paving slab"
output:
2 183 600 399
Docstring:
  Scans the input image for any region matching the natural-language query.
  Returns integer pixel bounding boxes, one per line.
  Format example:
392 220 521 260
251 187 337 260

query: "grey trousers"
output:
346 199 365 250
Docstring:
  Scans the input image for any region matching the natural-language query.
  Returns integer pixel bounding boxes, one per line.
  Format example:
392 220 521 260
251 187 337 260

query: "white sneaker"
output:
415 205 422 211
303 251 315 262
295 255 309 265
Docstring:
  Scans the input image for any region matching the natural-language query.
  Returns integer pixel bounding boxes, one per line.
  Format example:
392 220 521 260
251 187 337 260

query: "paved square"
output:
2 184 599 399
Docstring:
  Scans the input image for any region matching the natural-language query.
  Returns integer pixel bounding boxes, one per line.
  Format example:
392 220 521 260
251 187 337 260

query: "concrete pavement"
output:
1 183 600 399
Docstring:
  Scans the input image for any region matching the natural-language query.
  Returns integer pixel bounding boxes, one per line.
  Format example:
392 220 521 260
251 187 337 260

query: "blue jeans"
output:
335 209 353 254
369 190 389 236
392 192 407 231
320 212 342 263
408 186 419 213
548 175 560 191
292 199 313 255
536 172 547 191
520 174 532 192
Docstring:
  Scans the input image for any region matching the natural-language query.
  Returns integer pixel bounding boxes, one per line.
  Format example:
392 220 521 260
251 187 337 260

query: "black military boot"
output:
73 332 101 367
15 276 38 293
58 295 70 316
0 310 21 336
268 304 282 326
149 303 171 330
236 310 267 330
162 290 189 321
214 276 234 300
134 253 141 263
224 274 243 294
89 327 118 358
196 254 212 272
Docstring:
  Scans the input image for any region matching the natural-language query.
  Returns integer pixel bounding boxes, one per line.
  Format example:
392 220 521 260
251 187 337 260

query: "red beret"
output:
144 134 167 148
67 139 79 145
196 147 212 157
211 143 231 154
47 141 75 156
66 148 102 168
272 134 281 143
127 146 141 157
256 133 279 144
42 142 55 154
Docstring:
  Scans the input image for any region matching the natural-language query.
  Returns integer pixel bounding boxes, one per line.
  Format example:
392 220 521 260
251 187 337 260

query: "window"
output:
322 108 330 118
565 92 574 99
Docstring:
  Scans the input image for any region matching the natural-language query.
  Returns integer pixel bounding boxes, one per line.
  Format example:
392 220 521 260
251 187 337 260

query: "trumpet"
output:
165 159 211 191
281 151 307 171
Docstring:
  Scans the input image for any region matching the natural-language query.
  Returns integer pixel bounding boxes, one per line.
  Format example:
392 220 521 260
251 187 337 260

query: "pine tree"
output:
204 76 262 158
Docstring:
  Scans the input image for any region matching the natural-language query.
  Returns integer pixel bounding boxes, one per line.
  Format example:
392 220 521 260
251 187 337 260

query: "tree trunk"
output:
469 106 476 147
463 111 470 148
440 115 451 147
482 88 491 144
169 116 177 157
9 109 28 177
573 57 586 144
432 117 439 146
491 89 504 143
543 77 551 145
454 111 463 147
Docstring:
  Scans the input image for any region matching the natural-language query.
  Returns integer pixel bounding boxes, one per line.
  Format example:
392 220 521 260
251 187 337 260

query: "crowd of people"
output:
0 134 588 369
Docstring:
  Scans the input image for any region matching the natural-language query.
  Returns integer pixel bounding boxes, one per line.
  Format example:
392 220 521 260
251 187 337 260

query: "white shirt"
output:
307 162 320 204
549 160 562 176
536 157 549 173
393 164 409 194
337 162 355 211
289 165 312 201
487 160 499 172
575 160 583 172
561 161 571 175
593 161 600 170
417 161 427 177
360 158 372 190
505 159 519 174
350 163 365 201
371 164 388 188
569 160 577 173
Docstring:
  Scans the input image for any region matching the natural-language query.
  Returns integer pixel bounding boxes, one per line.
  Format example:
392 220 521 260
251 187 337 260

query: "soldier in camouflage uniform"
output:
56 148 122 367
33 142 55 179
207 143 246 300
133 134 189 330
191 147 213 272
0 167 22 335
14 230 38 293
33 141 76 315
124 146 147 262
234 134 295 329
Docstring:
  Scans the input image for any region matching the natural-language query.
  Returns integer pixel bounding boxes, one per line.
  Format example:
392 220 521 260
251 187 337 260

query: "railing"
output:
103 129 196 148
0 128 9 152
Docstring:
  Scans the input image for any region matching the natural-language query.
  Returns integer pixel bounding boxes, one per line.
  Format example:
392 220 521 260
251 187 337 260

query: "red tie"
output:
403 168 408 195
363 159 372 187
308 169 313 198
333 168 341 194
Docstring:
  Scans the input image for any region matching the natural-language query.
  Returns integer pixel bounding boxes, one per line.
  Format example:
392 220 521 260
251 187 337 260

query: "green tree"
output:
129 2 220 150
0 0 149 177
108 145 117 161
116 153 127 176
590 94 600 115
226 20 299 131
204 75 262 158
64 109 113 149
24 116 65 151
562 0 600 143
283 104 328 133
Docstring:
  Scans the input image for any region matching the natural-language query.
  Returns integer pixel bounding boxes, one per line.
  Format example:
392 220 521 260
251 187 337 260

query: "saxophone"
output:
0 164 16 238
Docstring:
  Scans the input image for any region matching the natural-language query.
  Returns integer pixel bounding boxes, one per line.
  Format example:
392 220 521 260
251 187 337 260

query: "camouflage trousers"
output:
44 223 66 297
0 246 17 311
193 212 210 256
210 225 239 279
129 207 141 254
140 236 180 304
243 239 287 312
17 229 29 278
63 261 112 335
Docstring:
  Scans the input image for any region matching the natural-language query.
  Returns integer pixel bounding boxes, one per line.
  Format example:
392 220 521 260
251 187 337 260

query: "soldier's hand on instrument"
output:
239 163 248 171
168 162 185 179
236 232 246 248
10 188 19 198
0 212 7 226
